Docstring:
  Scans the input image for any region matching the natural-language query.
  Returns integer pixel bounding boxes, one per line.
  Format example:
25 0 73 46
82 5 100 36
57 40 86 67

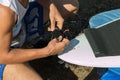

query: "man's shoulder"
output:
0 4 16 30
0 4 15 18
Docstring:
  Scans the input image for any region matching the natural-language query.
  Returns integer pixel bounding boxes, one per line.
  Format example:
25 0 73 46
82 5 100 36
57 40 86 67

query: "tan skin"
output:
37 0 79 30
0 0 69 64
36 0 64 30
0 0 79 80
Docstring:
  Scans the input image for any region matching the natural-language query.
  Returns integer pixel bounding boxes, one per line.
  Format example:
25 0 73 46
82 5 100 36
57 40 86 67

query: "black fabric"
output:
84 19 120 57
33 20 85 48
33 25 81 48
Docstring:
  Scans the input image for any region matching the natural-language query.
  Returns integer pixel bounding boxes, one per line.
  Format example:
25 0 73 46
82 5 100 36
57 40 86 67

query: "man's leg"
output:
3 64 43 80
36 0 79 22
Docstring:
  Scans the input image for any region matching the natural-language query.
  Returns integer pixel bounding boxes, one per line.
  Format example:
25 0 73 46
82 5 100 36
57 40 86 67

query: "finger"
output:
56 18 64 30
51 38 57 42
62 38 70 45
47 27 51 31
57 36 63 42
50 18 55 31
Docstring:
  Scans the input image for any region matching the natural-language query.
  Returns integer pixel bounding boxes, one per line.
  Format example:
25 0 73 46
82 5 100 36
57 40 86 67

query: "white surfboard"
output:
58 33 120 67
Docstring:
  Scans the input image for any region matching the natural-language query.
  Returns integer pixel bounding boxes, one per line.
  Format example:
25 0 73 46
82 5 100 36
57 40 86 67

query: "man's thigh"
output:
3 64 42 80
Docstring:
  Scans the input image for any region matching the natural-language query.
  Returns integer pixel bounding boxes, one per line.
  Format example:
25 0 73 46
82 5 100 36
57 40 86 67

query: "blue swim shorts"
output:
0 65 5 80
0 1 44 80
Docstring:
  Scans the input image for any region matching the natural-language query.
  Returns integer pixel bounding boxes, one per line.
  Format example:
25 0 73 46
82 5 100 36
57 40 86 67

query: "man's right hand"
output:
46 38 69 56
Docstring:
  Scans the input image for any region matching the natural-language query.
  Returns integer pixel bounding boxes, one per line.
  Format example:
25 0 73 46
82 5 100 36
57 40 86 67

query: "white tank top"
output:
0 0 28 47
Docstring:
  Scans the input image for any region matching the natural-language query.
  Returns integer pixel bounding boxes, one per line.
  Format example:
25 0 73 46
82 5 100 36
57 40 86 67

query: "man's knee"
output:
60 0 79 13
66 0 79 13
74 0 79 13
3 64 43 80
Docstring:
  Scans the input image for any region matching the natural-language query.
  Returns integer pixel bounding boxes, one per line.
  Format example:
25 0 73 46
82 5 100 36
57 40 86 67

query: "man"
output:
0 0 79 80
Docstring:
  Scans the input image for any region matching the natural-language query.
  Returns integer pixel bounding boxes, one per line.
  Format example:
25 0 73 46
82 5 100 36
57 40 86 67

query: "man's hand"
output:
46 38 69 56
49 3 64 31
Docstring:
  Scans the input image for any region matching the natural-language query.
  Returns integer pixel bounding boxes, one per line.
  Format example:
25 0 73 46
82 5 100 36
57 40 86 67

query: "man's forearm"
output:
0 47 50 64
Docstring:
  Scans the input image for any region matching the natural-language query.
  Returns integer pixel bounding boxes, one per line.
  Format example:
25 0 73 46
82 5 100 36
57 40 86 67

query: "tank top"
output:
0 0 28 47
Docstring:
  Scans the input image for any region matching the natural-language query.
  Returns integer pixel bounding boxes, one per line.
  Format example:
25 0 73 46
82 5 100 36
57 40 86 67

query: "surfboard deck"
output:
58 33 120 67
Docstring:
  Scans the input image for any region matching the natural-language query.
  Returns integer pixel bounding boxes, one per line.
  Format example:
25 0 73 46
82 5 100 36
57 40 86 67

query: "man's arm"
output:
0 5 50 64
0 5 69 64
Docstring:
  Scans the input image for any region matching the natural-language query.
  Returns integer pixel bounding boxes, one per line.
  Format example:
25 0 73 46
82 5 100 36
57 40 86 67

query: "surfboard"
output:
58 33 120 67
